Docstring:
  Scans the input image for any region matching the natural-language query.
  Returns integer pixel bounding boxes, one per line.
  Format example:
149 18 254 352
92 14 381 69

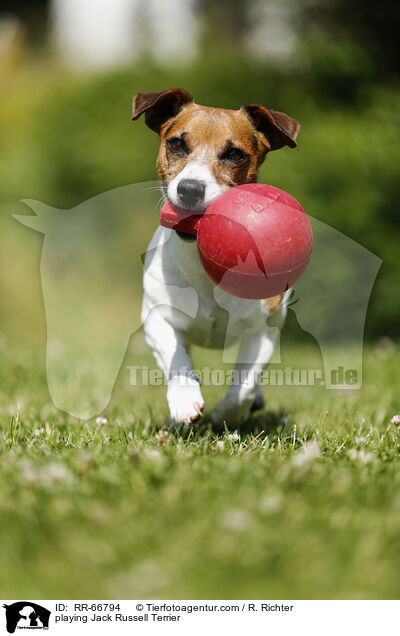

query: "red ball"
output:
196 184 313 299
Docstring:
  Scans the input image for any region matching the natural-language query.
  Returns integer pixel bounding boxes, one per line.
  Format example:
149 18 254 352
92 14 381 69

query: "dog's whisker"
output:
143 186 167 198
154 192 168 210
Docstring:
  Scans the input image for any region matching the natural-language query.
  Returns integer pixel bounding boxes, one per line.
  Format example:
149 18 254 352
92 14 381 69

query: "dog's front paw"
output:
211 394 254 426
167 375 204 425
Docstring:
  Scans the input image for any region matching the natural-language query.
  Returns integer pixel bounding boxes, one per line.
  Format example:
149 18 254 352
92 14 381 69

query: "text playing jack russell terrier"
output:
132 88 300 426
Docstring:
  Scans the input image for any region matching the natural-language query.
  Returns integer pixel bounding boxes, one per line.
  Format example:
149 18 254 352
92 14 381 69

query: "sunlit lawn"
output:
0 339 399 599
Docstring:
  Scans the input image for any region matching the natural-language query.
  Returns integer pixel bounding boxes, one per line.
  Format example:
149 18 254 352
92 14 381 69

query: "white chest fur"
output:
142 227 270 349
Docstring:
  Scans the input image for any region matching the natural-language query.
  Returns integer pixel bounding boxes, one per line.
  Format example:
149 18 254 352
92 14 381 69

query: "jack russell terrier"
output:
132 88 300 426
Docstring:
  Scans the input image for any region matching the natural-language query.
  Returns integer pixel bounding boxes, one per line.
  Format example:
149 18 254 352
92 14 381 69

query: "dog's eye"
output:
223 147 246 163
167 137 185 153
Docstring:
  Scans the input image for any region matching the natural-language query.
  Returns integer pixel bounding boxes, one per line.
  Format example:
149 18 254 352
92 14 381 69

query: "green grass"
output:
1 340 400 600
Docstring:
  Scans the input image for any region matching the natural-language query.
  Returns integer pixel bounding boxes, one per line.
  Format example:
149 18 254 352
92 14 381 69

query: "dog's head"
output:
132 88 299 212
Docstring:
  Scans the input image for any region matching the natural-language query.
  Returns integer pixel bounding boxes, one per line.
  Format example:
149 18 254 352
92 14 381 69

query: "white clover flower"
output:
20 462 40 486
21 461 73 488
155 430 170 446
348 449 373 464
143 448 162 462
355 436 367 446
219 508 252 532
43 462 73 486
259 492 283 514
96 416 108 427
292 441 321 467
212 440 225 452
391 415 400 426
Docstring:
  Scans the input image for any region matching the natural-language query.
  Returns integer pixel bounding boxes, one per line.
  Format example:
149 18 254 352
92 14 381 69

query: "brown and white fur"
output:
132 89 299 426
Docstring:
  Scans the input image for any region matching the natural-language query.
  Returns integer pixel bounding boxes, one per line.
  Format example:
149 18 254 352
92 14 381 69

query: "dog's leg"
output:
143 311 204 425
211 329 278 426
251 385 265 412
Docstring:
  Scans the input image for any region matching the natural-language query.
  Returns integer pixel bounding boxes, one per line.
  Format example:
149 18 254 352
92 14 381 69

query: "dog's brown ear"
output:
242 104 300 150
131 89 193 134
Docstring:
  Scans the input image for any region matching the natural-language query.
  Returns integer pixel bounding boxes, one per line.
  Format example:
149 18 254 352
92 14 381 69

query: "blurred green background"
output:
0 0 399 351
1 0 400 603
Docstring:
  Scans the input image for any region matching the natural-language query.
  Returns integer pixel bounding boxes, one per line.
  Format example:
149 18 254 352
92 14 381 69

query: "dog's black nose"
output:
177 179 205 208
